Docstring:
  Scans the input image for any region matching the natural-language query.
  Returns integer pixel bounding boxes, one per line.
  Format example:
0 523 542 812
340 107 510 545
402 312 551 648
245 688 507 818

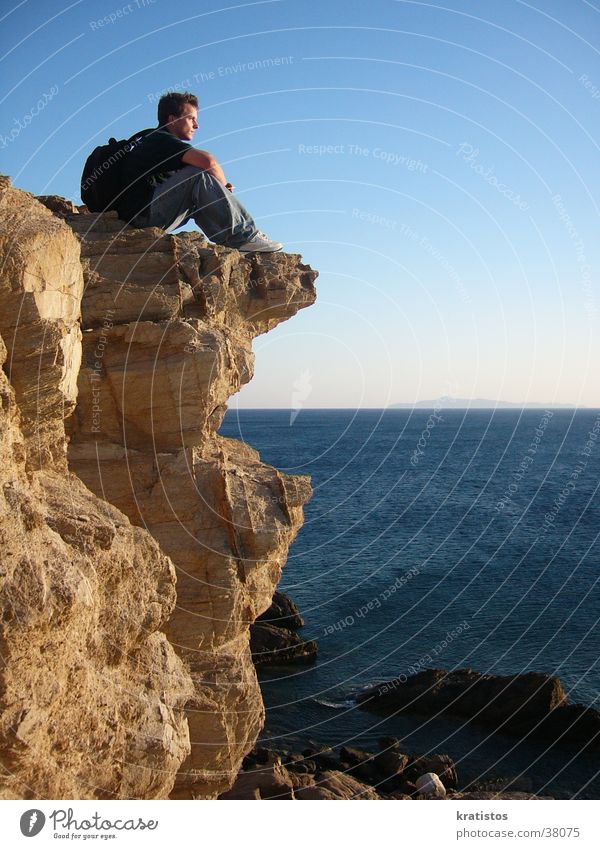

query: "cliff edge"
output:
0 177 317 799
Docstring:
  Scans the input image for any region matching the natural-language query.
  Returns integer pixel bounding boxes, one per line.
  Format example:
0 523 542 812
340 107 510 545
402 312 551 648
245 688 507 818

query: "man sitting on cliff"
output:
116 91 282 253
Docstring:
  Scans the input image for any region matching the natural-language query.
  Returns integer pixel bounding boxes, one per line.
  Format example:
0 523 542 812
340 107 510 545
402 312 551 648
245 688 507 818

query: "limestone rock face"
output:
59 209 317 797
70 438 311 649
0 180 193 798
1 178 317 800
0 176 83 470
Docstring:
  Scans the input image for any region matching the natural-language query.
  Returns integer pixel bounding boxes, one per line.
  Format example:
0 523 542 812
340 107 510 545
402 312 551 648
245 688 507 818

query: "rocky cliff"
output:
0 177 317 799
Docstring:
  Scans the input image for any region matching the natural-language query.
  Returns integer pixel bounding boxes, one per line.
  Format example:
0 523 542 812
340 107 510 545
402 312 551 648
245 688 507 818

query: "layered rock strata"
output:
0 178 193 799
0 177 317 799
58 208 317 797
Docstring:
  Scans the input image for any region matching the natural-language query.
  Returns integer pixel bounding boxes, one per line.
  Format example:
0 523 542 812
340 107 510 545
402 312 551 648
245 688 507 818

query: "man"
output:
116 91 282 252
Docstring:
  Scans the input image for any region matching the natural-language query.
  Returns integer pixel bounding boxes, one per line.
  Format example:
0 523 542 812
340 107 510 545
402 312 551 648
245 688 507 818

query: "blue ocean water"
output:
219 409 600 797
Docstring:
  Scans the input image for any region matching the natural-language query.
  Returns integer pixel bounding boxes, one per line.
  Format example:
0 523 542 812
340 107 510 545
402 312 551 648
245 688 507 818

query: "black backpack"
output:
80 129 153 213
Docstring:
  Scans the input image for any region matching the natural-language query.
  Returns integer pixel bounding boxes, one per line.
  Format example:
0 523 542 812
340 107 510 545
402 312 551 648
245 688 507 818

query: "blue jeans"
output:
130 165 257 247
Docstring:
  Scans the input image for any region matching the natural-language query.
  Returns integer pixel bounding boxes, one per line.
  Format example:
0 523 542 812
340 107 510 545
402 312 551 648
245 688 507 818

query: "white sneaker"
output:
237 230 283 253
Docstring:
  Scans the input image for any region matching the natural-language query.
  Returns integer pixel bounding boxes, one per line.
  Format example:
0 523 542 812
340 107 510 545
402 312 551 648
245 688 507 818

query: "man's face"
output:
167 105 198 141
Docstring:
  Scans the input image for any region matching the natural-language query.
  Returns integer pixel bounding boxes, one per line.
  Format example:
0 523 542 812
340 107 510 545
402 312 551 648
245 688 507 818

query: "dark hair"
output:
157 91 199 127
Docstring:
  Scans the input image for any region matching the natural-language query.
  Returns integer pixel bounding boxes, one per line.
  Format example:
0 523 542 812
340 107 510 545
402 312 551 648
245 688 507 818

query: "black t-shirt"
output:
116 126 193 222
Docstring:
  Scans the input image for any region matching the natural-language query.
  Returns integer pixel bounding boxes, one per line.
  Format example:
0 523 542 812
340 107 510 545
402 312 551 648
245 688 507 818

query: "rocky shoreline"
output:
219 739 549 800
234 592 599 799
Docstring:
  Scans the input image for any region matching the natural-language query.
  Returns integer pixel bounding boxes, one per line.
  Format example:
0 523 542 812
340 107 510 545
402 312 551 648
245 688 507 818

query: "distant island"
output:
389 398 586 409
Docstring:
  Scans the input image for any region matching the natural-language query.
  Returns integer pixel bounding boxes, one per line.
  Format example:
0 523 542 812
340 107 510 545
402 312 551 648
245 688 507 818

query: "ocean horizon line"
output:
225 405 597 411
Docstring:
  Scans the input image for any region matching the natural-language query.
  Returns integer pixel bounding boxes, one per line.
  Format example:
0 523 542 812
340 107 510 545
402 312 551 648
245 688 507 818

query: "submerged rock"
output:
358 667 600 751
256 590 304 630
250 621 318 666
358 668 566 720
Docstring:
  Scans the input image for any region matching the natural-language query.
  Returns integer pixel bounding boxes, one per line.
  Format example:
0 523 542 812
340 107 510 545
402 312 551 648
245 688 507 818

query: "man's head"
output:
157 91 199 141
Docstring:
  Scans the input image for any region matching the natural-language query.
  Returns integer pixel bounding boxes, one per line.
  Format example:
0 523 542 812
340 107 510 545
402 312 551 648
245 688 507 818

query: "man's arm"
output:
181 148 228 186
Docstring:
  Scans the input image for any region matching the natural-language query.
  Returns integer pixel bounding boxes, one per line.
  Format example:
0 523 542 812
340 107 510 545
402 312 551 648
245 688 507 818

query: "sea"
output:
219 408 600 798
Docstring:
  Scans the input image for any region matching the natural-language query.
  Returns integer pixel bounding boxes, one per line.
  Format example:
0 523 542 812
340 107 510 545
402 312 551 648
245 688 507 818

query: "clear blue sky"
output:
2 0 599 407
